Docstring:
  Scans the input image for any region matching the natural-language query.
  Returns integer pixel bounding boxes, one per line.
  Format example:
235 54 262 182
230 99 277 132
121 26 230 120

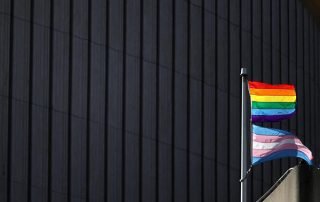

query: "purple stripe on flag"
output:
252 113 295 122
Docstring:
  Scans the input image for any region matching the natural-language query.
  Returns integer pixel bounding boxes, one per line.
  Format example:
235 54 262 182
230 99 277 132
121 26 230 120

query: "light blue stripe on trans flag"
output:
252 124 292 136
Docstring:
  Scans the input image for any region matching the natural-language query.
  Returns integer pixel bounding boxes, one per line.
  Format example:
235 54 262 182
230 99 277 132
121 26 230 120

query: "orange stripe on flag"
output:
249 88 296 96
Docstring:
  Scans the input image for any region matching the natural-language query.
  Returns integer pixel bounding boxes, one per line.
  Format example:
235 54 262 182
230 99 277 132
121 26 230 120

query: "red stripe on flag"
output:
249 81 295 90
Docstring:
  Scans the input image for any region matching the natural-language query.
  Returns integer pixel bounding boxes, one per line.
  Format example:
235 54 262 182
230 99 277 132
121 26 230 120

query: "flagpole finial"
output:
240 68 247 76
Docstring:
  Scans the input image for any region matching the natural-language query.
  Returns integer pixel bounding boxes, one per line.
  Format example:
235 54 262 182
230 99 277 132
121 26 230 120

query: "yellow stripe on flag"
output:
250 95 296 102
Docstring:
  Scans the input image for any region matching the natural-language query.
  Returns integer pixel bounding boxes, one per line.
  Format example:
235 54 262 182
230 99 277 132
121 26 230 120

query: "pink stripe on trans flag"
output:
253 133 303 144
252 144 313 159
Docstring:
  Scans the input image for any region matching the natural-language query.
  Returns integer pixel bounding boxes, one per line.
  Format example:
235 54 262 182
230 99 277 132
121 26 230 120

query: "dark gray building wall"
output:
0 0 319 201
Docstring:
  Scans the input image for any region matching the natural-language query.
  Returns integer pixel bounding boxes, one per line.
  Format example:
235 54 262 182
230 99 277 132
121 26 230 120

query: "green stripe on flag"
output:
252 102 295 109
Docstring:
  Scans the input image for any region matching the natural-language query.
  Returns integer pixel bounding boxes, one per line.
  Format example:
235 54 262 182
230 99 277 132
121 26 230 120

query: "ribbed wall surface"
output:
0 0 319 201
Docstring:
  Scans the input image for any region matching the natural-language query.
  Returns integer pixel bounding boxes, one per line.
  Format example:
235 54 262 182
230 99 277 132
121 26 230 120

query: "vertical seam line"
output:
138 0 144 200
47 0 54 200
104 0 110 200
155 0 160 201
67 0 73 200
214 0 218 200
201 0 205 201
171 0 176 201
27 0 34 201
121 0 127 201
7 0 15 201
86 0 92 200
227 0 230 200
186 0 190 201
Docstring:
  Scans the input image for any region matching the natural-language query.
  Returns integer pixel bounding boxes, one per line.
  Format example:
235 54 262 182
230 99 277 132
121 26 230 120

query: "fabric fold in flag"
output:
252 124 313 165
248 81 296 122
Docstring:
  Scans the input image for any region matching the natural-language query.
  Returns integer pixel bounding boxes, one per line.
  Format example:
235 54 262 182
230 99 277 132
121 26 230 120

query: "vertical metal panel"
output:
315 24 320 165
189 1 202 201
70 0 89 201
30 0 50 201
141 0 157 201
262 0 273 191
296 0 305 162
310 15 315 163
241 0 252 76
51 0 70 201
280 0 290 171
1 0 320 202
303 7 311 151
158 0 173 201
124 55 140 202
88 0 107 200
288 0 298 168
309 16 314 156
0 0 11 201
252 0 264 200
173 0 188 201
124 0 141 201
89 44 106 201
10 0 31 201
107 0 124 201
229 0 241 201
316 19 319 165
203 1 216 201
229 0 241 199
216 0 229 201
271 0 281 181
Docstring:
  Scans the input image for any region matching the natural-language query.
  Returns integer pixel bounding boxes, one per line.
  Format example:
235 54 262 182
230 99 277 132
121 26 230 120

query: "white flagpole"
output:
240 68 248 202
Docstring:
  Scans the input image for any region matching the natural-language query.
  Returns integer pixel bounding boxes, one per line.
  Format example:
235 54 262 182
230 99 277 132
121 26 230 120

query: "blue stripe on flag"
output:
251 109 295 116
252 124 292 136
252 150 313 165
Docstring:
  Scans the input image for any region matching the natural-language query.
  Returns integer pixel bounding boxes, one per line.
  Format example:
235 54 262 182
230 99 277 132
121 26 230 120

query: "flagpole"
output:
240 68 248 202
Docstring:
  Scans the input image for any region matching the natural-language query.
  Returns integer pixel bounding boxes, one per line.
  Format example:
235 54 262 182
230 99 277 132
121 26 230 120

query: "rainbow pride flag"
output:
252 124 313 165
248 81 296 123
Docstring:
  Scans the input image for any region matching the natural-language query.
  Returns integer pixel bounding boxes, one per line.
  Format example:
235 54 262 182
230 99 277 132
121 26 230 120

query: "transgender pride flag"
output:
252 124 313 165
